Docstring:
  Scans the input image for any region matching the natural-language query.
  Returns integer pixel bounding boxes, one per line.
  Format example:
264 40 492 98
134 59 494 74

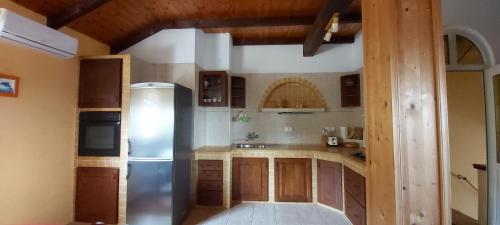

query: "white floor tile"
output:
183 203 352 225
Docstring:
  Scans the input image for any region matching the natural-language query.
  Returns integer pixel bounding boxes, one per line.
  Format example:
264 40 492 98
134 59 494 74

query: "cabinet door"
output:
198 71 228 107
317 160 343 210
344 166 366 207
275 158 312 202
345 193 366 225
75 167 119 224
79 59 123 108
232 157 268 201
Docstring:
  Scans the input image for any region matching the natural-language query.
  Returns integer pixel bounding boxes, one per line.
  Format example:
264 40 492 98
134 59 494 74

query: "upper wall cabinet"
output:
199 71 228 107
231 76 246 108
341 74 361 107
79 59 123 108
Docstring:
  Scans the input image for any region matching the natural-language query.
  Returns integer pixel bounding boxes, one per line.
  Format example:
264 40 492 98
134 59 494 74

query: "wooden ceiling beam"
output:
110 14 361 54
47 0 111 29
233 36 355 46
303 0 355 57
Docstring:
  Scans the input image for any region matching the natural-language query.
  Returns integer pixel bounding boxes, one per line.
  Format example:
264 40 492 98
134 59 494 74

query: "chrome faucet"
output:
246 132 259 141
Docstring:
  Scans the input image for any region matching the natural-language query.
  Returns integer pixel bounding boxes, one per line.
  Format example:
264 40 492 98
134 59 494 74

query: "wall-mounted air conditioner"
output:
0 8 78 58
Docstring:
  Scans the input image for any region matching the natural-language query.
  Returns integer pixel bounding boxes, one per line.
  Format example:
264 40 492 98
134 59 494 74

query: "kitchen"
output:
0 0 462 225
73 15 366 225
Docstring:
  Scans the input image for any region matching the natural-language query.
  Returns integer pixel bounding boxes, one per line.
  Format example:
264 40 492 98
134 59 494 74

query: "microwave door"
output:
129 85 175 159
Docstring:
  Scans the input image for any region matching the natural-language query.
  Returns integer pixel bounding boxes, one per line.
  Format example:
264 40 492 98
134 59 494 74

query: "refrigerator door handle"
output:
127 139 132 156
128 158 174 162
126 163 131 180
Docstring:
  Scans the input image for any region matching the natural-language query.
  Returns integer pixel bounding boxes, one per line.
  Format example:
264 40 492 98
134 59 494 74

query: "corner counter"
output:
192 145 366 209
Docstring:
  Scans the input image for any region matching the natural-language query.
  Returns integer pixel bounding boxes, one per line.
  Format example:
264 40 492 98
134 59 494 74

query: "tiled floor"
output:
183 203 353 225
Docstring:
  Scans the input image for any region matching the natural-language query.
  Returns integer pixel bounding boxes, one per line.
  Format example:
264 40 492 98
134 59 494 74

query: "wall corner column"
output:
362 0 451 224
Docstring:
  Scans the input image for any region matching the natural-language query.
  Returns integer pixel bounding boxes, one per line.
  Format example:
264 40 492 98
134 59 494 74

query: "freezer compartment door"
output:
126 160 173 225
129 85 174 159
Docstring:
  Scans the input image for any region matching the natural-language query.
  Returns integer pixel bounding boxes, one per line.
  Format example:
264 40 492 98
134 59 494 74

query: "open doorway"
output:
445 33 489 225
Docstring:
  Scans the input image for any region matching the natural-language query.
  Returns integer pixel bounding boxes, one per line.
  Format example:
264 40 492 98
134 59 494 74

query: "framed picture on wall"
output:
0 74 19 97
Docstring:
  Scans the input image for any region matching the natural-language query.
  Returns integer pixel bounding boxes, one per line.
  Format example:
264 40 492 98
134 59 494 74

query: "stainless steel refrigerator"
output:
126 83 193 225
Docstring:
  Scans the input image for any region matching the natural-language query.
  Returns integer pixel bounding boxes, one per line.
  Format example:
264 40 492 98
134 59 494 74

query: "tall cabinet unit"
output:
74 55 131 225
79 58 123 108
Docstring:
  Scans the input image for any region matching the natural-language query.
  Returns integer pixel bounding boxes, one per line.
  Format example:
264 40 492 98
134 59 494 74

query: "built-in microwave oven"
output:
78 111 121 157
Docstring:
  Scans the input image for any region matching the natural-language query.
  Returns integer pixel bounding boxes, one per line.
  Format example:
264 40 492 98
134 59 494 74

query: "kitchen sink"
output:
235 143 286 149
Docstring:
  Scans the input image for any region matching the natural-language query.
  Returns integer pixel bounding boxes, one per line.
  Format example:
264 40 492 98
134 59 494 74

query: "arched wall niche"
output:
258 77 329 111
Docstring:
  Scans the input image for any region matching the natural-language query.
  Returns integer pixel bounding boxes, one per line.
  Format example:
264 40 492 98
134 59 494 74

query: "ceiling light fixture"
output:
324 13 340 42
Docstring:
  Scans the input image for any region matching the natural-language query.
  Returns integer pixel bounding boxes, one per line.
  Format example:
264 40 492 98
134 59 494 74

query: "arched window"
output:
444 26 496 70
444 34 485 69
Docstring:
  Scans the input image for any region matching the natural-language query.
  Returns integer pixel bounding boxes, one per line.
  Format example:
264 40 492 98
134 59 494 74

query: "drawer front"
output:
197 190 223 206
197 180 223 191
345 193 366 225
344 166 366 207
198 160 223 171
198 170 223 181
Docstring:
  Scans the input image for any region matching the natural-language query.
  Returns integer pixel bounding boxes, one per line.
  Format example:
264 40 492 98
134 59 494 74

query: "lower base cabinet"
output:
275 158 312 202
344 166 366 225
232 157 269 202
75 167 119 224
197 160 223 206
317 160 343 210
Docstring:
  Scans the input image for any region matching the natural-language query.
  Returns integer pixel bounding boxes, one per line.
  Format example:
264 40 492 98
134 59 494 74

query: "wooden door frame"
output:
485 65 500 225
362 0 451 224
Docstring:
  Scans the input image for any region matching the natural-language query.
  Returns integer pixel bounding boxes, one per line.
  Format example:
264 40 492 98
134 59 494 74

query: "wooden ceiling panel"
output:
12 0 81 16
12 0 361 48
204 23 361 45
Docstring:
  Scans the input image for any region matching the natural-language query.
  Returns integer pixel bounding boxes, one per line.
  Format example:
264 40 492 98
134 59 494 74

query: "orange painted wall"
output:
447 71 487 220
0 1 109 224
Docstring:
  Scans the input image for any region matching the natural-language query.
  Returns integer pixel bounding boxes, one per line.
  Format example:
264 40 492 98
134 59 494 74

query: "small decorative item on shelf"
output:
233 111 250 123
0 74 19 98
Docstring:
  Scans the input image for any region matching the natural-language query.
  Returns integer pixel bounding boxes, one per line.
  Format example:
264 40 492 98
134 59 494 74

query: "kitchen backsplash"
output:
231 72 364 145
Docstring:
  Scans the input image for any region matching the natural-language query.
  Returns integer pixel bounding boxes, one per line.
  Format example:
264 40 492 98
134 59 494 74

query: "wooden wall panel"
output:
363 0 450 224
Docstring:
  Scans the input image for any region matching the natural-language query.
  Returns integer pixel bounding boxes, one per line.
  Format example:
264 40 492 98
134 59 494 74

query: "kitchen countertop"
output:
193 144 366 176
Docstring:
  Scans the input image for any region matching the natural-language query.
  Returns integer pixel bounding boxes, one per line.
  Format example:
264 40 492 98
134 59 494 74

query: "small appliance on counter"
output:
322 127 339 147
327 136 339 147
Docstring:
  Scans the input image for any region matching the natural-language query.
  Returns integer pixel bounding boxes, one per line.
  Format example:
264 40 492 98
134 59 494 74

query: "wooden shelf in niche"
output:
341 74 361 107
199 71 228 107
231 76 246 108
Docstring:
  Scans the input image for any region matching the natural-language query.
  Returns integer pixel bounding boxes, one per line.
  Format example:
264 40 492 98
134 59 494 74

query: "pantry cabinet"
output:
79 58 123 108
75 167 119 224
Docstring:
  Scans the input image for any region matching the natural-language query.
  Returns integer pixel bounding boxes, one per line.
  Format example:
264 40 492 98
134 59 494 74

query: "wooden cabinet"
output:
75 167 119 224
275 158 312 202
199 71 228 107
231 76 246 108
344 166 366 225
341 74 361 107
232 157 268 202
79 59 123 108
317 160 343 210
197 160 223 206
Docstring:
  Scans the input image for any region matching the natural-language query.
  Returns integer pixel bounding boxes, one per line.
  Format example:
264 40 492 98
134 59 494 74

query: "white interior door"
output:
486 65 500 225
